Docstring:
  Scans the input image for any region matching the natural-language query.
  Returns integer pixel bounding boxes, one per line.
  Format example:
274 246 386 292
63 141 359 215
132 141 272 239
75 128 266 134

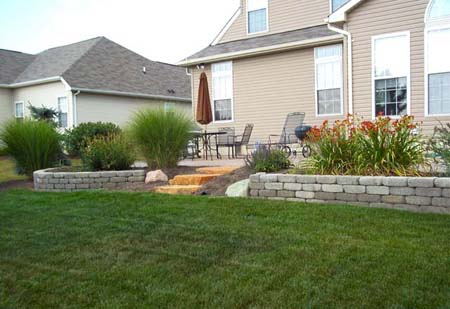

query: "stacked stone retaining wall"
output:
249 173 450 214
34 168 146 191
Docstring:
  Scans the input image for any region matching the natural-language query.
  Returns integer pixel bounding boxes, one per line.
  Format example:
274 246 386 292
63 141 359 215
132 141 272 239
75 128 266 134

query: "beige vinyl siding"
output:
192 46 346 144
12 82 72 125
220 0 330 43
347 0 449 134
0 88 13 128
76 93 192 127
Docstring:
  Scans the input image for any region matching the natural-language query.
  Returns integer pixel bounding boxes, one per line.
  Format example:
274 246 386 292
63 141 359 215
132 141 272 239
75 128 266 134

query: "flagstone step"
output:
195 166 240 175
154 185 201 195
169 174 220 186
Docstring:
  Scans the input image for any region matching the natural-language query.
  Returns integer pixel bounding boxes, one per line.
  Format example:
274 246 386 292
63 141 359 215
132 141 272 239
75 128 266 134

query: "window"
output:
315 44 343 115
164 102 176 112
14 101 24 119
425 0 450 115
247 0 268 34
332 0 350 12
57 96 68 128
372 33 410 117
212 61 233 122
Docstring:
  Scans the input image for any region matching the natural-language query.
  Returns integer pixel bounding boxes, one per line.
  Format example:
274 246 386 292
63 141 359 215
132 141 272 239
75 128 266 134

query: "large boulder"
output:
225 179 249 197
145 170 168 183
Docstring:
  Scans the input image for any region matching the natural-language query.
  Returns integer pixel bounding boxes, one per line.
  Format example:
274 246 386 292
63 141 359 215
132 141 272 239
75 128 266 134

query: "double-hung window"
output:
212 61 233 122
247 0 268 34
425 0 450 115
315 44 343 116
372 32 410 117
57 96 68 128
14 101 24 120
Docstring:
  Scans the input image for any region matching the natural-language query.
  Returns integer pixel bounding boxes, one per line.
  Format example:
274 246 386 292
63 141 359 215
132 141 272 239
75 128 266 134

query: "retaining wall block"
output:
296 175 316 184
359 176 384 186
259 190 277 197
382 195 406 204
302 184 322 192
389 187 415 196
432 197 450 208
358 194 381 203
249 182 265 190
249 190 259 197
337 176 359 185
435 178 450 188
284 183 302 191
83 178 94 184
316 175 337 184
111 177 127 183
265 182 283 190
277 190 295 198
415 188 442 197
408 177 435 188
249 174 261 183
315 192 336 200
343 185 366 194
383 177 408 187
278 175 297 183
405 196 432 206
322 184 344 193
260 174 278 183
442 189 450 198
336 193 358 202
366 186 390 195
295 191 315 199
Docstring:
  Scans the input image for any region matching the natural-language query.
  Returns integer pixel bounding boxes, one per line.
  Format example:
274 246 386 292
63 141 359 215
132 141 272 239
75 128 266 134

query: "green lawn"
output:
1 190 449 308
0 157 27 183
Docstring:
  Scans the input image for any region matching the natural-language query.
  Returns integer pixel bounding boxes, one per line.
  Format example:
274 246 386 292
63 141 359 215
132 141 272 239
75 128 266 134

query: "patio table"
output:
190 131 227 160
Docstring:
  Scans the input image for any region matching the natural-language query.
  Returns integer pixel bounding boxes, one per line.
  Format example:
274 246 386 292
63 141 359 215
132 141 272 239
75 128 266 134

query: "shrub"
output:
81 134 136 171
245 146 291 173
307 115 427 176
64 122 121 156
0 119 62 176
28 105 58 126
429 123 450 175
129 109 193 169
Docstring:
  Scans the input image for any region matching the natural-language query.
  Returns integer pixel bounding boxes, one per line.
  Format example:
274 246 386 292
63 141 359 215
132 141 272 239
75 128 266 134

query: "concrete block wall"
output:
34 168 146 191
249 173 450 215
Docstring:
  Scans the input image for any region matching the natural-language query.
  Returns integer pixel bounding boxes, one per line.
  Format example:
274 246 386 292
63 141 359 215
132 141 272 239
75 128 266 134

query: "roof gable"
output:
0 49 35 84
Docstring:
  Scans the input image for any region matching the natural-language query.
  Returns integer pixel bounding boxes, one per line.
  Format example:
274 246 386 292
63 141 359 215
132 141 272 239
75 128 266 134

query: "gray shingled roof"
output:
186 25 339 61
0 37 190 100
0 49 35 84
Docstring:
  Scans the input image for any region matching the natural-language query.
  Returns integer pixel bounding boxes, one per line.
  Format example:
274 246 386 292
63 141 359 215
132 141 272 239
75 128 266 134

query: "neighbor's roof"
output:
0 37 191 101
181 25 342 66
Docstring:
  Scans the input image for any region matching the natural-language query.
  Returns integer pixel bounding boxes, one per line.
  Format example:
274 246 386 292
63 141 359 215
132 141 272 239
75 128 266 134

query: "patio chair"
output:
232 124 254 158
269 112 306 157
215 127 235 159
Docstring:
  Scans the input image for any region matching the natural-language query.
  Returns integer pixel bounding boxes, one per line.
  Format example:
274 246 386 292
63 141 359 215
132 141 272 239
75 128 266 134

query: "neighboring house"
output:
0 37 191 130
180 0 450 142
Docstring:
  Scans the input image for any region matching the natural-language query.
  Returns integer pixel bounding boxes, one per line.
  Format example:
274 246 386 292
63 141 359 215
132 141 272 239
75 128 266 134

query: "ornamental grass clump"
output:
0 119 62 176
81 133 136 171
129 109 193 169
429 122 450 176
307 115 427 176
245 146 291 173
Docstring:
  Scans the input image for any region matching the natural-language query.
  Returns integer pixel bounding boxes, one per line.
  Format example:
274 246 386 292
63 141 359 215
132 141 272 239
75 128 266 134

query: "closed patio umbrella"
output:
196 72 213 126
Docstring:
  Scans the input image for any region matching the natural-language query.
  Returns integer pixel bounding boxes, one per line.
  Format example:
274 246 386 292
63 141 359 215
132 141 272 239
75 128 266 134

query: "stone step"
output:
169 174 220 186
154 185 201 195
195 166 240 175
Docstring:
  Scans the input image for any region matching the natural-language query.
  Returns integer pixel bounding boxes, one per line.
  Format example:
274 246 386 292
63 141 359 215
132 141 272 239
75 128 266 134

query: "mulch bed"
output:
195 166 251 196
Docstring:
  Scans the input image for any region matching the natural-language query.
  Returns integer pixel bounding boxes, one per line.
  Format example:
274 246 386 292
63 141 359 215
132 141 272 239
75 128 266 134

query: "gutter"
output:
0 76 61 88
327 24 353 114
70 87 191 103
179 34 344 66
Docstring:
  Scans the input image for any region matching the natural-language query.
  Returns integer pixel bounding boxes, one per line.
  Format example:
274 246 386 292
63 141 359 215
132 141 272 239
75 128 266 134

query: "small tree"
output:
28 105 59 126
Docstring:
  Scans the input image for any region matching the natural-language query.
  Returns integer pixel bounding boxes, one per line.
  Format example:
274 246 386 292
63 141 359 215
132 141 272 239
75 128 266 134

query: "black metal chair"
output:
269 112 306 157
233 124 254 158
215 127 235 159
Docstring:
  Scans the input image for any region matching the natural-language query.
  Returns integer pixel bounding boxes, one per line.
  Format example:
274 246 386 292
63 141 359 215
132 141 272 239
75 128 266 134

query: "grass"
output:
0 156 27 182
0 190 449 307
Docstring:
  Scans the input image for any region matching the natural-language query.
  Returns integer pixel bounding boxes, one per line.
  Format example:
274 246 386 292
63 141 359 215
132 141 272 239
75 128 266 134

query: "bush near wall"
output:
0 119 63 176
306 115 427 176
245 146 290 173
429 123 450 176
64 122 121 157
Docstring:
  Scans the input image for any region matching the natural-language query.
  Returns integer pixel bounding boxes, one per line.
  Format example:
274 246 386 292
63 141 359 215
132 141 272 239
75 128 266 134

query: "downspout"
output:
327 24 353 114
185 65 195 119
72 90 80 127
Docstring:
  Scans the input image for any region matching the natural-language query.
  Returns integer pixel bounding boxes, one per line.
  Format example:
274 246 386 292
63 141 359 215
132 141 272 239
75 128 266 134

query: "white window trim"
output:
314 44 344 117
14 101 24 119
212 61 234 124
57 96 69 128
246 0 269 35
371 31 411 119
424 24 450 117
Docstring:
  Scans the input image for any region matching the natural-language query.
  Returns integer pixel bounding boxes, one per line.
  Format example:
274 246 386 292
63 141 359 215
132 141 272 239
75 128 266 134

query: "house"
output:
0 37 191 129
180 0 450 142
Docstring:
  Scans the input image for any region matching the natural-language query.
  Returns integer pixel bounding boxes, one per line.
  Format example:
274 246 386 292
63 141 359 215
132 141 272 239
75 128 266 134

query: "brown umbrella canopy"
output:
196 72 213 125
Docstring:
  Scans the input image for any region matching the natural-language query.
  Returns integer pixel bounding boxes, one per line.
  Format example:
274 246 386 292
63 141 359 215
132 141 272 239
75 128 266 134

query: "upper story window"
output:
212 61 234 122
57 96 68 128
247 0 268 34
315 45 343 116
332 0 350 12
372 32 410 117
425 0 450 116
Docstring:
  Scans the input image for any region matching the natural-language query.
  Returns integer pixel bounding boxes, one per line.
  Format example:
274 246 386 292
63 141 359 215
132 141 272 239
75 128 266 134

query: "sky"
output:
0 0 240 64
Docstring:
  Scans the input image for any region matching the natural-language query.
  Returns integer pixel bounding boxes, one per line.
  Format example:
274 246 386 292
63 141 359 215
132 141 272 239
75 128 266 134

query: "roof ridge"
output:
0 48 34 55
37 36 104 54
60 37 105 81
